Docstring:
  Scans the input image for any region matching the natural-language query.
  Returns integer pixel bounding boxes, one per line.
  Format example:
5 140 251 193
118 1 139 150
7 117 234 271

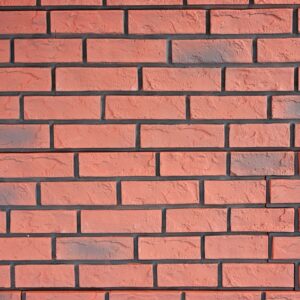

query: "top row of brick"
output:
3 0 300 5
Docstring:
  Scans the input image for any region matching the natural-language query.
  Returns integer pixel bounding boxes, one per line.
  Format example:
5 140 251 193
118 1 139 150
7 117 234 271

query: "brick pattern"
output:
0 0 300 297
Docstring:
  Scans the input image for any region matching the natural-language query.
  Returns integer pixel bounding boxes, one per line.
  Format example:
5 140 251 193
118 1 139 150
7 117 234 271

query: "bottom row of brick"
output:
2 291 300 300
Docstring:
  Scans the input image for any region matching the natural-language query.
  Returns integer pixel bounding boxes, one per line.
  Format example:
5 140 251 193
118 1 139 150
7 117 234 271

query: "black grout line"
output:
295 67 299 92
117 180 122 205
82 38 87 63
75 265 80 288
135 123 141 148
185 96 191 120
167 40 172 64
162 208 166 233
155 153 160 177
294 207 299 233
49 122 54 149
261 291 266 300
19 95 24 121
51 236 56 260
268 234 272 260
201 235 205 259
217 263 222 288
253 39 257 63
153 264 158 287
124 10 129 35
221 67 226 92
206 10 210 35
21 291 26 300
227 208 231 232
200 180 204 206
46 11 51 35
101 96 106 120
293 8 298 34
77 210 81 234
134 236 138 260
10 39 14 64
10 264 15 288
267 96 272 120
51 66 56 92
36 182 41 206
6 210 10 234
138 66 143 91
74 153 80 178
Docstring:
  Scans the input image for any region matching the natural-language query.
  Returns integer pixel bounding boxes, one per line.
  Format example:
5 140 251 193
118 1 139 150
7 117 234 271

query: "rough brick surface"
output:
1 0 300 297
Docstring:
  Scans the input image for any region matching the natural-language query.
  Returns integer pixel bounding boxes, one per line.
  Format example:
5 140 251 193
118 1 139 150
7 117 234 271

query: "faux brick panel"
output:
1 0 300 297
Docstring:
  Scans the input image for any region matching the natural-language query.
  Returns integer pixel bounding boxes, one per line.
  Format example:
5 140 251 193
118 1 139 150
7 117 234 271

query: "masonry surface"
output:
1 0 300 299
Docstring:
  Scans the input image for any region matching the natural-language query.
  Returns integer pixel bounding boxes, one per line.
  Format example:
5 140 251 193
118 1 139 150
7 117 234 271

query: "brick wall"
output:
0 0 299 299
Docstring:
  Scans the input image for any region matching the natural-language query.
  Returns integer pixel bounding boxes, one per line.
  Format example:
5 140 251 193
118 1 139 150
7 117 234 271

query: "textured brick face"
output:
1 0 300 298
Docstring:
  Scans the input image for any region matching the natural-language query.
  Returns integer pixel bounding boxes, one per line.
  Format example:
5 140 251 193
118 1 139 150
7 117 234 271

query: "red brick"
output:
51 10 123 33
122 181 199 205
231 208 294 232
88 39 166 63
0 153 73 178
79 152 155 176
294 124 300 146
106 96 185 120
173 39 252 63
273 237 300 259
41 181 116 205
81 210 161 233
0 182 36 206
54 125 135 148
108 0 181 4
231 152 294 176
0 266 10 287
271 180 300 203
26 292 105 300
129 10 205 34
0 125 49 149
0 0 35 5
0 212 6 233
42 0 101 4
141 125 224 148
138 236 201 260
266 292 300 300
143 68 221 91
0 97 19 119
258 38 300 62
186 292 261 300
110 292 181 300
205 235 268 259
79 264 153 287
272 95 300 119
0 68 51 91
57 237 133 260
211 9 292 34
56 68 137 91
0 238 51 260
205 180 266 204
24 96 100 120
0 293 19 300
226 68 294 91
0 40 9 62
15 39 82 63
223 263 294 287
157 264 217 287
11 210 77 233
15 265 75 288
191 96 267 120
230 124 290 147
167 208 227 232
160 152 227 176
189 0 248 2
0 11 46 34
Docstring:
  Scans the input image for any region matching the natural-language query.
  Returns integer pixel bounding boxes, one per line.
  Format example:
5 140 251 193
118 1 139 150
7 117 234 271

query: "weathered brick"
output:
105 96 185 120
26 292 105 300
0 182 36 206
56 68 137 91
186 292 261 300
273 237 300 259
108 0 181 4
81 210 161 233
0 153 73 178
229 124 290 147
0 212 6 233
205 235 268 259
266 293 300 300
211 9 292 34
88 39 166 63
0 0 35 5
122 181 199 205
231 152 294 176
138 237 201 260
0 68 51 91
231 208 294 232
158 264 218 287
0 125 49 149
0 97 19 119
42 0 100 4
272 95 300 119
0 40 9 62
110 292 181 300
173 39 252 63
24 96 101 120
205 180 266 204
15 39 82 63
79 152 155 176
15 265 75 288
191 96 267 120
143 68 221 91
129 10 205 34
51 10 123 33
167 208 227 232
54 125 136 148
56 237 133 260
271 179 300 203
223 263 294 287
160 152 226 176
226 68 294 91
79 264 153 287
41 181 116 205
0 266 10 287
141 124 224 148
11 210 77 233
